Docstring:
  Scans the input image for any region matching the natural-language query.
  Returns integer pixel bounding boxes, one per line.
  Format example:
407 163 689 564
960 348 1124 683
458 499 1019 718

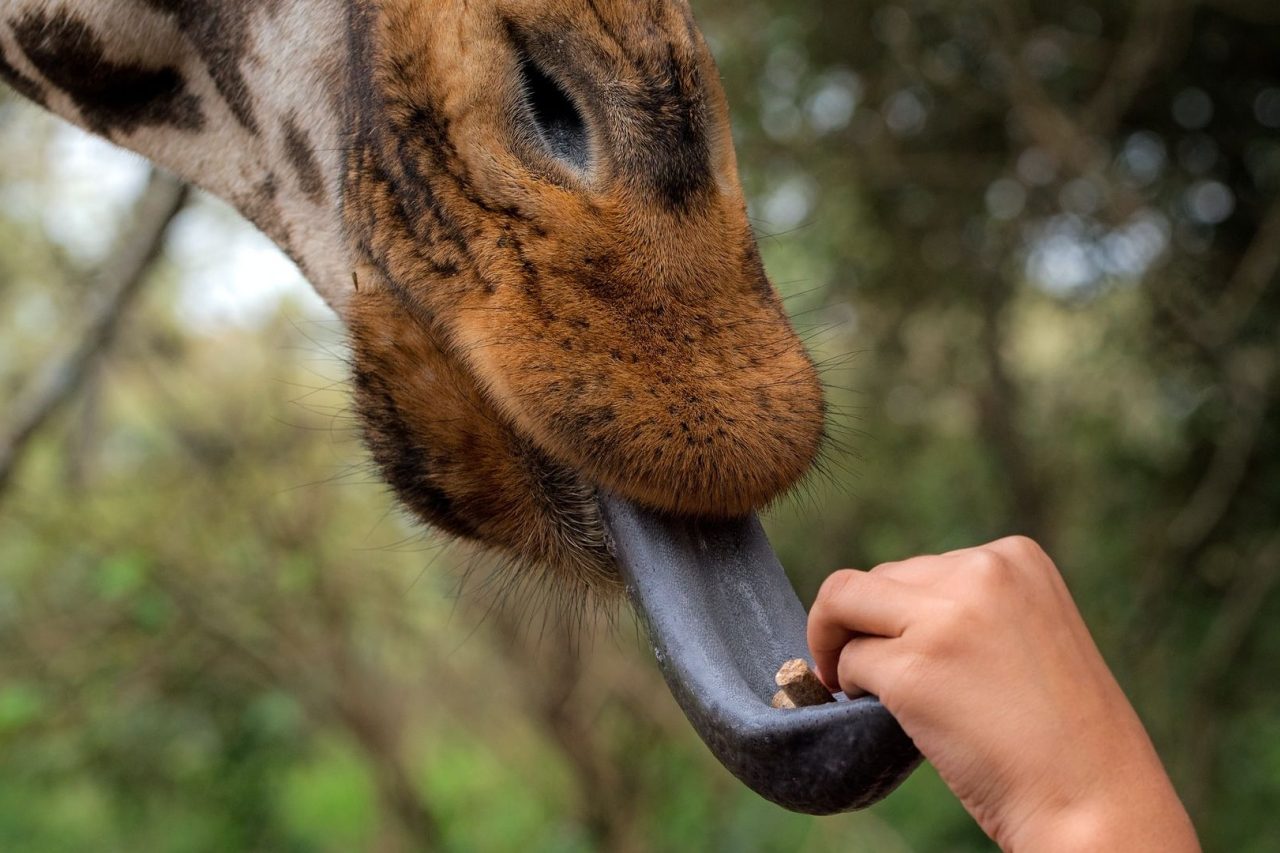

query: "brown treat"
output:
772 658 835 708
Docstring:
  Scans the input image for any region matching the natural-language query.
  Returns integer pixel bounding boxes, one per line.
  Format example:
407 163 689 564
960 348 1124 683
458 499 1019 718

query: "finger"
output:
808 570 921 689
836 635 900 702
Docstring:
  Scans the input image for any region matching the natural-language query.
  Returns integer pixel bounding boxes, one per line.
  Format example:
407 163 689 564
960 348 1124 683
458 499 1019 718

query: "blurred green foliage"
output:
2 1 1278 850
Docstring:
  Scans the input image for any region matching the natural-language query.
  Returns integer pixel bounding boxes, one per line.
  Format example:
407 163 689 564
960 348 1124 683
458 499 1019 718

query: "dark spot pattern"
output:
283 114 326 203
235 172 292 254
0 52 46 105
580 251 628 301
12 10 204 135
624 42 714 209
140 0 280 133
352 366 479 539
583 0 627 57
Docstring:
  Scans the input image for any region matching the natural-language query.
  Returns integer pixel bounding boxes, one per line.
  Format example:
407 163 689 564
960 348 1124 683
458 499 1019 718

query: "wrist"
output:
1001 782 1199 853
994 698 1198 852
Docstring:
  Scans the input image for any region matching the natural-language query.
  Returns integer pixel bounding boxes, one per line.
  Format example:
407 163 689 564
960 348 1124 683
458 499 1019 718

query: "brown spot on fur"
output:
282 114 327 204
13 10 204 135
236 173 292 255
0 51 46 106
141 0 280 133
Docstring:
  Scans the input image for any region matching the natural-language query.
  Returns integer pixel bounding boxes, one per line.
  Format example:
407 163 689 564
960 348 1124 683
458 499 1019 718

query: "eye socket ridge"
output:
516 55 591 172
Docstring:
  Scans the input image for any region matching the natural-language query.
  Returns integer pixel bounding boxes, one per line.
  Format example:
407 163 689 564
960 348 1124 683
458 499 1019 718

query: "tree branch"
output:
1206 194 1280 347
994 0 1192 224
0 170 188 494
1166 343 1278 556
1130 335 1279 649
1083 0 1193 135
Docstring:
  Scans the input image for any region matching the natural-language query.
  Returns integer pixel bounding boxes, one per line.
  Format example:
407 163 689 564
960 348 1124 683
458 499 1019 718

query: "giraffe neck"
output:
0 0 354 313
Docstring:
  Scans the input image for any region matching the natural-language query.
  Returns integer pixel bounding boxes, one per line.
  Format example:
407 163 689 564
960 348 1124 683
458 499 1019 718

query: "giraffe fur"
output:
1 0 826 600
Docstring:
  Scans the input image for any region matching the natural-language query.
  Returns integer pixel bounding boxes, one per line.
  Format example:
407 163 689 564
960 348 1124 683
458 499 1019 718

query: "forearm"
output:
998 724 1199 852
1009 791 1198 852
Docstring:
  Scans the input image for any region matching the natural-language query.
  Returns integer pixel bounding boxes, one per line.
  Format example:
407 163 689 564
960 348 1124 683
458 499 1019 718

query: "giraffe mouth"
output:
346 255 914 812
343 3 912 810
598 494 922 814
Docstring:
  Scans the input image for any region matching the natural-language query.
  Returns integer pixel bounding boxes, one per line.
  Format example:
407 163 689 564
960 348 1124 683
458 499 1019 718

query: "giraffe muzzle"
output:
598 494 922 814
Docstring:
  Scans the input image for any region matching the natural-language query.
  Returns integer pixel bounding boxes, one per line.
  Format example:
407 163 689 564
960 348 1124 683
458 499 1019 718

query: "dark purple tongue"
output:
599 494 921 814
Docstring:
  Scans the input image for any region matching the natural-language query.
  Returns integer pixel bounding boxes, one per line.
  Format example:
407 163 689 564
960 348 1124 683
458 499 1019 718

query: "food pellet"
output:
770 658 835 709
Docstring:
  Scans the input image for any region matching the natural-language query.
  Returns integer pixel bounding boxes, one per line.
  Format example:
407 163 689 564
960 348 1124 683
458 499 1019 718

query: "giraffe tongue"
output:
598 494 921 814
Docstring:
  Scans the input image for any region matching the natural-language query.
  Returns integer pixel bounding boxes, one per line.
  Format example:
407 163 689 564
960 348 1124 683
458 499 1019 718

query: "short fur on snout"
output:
343 0 825 585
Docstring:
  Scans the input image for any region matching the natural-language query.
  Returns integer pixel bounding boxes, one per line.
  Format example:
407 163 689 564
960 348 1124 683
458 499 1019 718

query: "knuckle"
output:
817 568 860 603
869 559 903 575
969 548 1011 588
1000 535 1047 563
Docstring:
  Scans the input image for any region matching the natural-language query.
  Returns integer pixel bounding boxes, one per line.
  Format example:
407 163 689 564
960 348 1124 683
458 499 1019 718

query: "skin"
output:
807 536 1201 852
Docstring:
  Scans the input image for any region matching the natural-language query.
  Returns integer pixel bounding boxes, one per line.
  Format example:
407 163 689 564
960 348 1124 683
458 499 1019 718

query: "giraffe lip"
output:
597 493 921 814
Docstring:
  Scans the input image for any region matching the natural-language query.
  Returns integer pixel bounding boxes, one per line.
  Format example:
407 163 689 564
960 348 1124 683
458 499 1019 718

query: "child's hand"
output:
808 537 1199 852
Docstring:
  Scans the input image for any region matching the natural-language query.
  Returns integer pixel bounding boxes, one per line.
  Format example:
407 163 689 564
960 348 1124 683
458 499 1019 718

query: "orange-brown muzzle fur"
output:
343 0 824 592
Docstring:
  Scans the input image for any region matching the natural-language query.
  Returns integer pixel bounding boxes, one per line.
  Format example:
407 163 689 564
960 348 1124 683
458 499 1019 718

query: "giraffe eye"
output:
517 56 590 171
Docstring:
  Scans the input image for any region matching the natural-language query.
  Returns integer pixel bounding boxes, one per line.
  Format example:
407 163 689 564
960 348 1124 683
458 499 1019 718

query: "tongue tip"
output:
656 658 923 814
599 494 920 813
738 705 923 814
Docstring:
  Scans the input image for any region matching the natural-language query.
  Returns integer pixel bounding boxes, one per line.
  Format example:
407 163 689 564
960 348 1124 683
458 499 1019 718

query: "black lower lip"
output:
598 494 921 814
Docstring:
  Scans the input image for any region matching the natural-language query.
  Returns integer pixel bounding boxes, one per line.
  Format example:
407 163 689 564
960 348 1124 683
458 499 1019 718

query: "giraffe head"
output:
343 0 824 593
0 0 919 812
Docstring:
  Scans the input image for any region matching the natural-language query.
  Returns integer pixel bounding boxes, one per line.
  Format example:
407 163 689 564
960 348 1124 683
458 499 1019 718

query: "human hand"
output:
808 537 1199 852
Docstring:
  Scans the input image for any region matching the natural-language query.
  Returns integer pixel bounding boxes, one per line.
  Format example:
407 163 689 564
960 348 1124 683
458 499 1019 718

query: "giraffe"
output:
0 0 919 812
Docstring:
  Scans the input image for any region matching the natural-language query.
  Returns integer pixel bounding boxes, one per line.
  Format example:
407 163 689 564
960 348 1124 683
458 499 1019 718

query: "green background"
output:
2 1 1277 849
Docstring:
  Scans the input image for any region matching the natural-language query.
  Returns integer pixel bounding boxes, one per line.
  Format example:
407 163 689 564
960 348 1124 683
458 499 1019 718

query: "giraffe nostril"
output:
516 54 590 171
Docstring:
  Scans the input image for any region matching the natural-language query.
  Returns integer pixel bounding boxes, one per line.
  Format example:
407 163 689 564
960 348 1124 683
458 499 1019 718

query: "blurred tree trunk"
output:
0 169 188 496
